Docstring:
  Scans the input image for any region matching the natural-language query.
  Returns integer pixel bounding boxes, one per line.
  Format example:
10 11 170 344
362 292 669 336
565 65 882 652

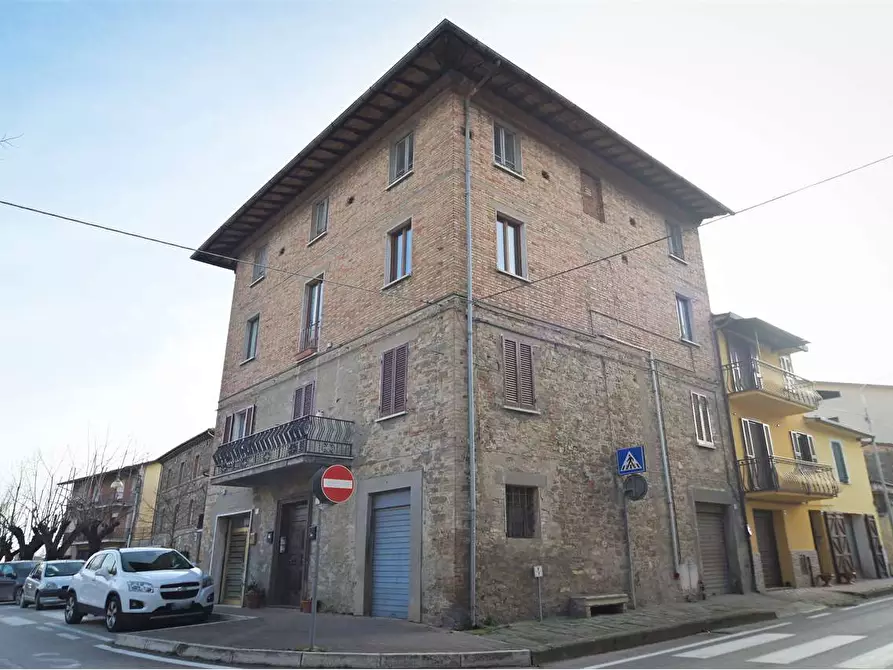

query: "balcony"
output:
211 415 353 487
299 322 320 358
722 357 820 417
739 456 840 502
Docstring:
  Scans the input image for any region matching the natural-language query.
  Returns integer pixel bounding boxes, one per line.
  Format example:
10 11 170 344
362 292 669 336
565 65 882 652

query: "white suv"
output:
64 547 214 632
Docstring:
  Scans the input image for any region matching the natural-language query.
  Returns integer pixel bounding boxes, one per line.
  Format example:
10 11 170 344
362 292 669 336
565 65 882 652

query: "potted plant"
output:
244 582 265 609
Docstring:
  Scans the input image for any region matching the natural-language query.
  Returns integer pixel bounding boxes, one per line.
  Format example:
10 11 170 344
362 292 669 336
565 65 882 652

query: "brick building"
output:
149 429 215 561
193 20 751 625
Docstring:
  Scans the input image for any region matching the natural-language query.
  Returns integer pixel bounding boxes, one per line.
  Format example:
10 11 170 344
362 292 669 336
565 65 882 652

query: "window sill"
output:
696 441 716 449
386 170 414 190
296 348 318 363
307 231 328 247
669 254 688 265
496 268 531 282
249 275 266 287
504 405 541 415
376 411 407 423
493 162 525 181
239 357 256 366
382 273 412 290
680 338 701 348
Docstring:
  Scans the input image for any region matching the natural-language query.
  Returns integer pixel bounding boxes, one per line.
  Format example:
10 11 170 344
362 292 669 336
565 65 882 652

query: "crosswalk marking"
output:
836 641 893 669
40 611 63 619
37 625 53 632
751 635 865 664
674 633 794 659
0 616 35 627
56 633 80 641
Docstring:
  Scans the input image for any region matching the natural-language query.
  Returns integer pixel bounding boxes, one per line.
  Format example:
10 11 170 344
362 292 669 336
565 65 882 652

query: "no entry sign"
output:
312 464 355 504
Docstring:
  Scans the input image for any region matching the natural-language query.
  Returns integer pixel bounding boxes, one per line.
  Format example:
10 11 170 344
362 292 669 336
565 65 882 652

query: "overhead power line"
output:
477 150 893 301
0 200 436 308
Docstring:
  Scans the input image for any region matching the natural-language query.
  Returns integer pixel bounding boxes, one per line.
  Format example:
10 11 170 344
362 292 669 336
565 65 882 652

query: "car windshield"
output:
121 550 192 573
44 561 83 577
14 563 36 577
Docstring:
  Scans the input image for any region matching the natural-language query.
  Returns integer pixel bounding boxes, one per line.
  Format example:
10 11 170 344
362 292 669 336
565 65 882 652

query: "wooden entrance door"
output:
221 514 250 605
865 515 889 578
825 512 856 580
275 500 310 606
753 510 783 588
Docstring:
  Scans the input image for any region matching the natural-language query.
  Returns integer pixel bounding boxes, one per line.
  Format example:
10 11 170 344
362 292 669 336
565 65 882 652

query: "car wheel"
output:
105 595 127 633
34 592 43 611
64 593 83 624
15 588 26 608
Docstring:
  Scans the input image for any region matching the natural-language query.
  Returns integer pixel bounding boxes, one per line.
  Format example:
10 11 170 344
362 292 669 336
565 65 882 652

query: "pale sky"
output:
2 1 891 475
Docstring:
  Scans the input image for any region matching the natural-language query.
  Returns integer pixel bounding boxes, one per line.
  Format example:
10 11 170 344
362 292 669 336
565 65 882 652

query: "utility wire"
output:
478 151 893 301
0 200 436 308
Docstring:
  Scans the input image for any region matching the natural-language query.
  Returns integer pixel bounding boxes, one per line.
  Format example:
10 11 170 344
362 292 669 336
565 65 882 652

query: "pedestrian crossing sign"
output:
616 445 646 475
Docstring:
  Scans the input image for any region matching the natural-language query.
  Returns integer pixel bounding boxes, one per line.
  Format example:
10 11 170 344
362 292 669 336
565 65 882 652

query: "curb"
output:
839 586 893 600
528 610 778 665
114 635 532 668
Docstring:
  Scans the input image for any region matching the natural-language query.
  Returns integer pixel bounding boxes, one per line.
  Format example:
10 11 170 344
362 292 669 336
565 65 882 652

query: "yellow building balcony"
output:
738 456 840 502
722 357 821 418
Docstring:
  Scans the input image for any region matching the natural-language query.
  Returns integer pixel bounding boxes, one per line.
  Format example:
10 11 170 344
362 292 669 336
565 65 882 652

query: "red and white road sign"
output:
318 464 355 504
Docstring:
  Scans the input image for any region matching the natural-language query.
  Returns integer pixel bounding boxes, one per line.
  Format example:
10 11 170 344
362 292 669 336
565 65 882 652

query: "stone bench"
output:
569 593 629 618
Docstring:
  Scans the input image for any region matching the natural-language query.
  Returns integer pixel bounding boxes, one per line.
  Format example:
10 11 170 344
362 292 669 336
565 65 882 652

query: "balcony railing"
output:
739 456 840 498
212 415 353 476
300 322 320 353
722 358 821 409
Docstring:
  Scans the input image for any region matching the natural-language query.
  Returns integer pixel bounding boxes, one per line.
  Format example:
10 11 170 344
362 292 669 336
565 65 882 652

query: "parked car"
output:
64 547 214 632
0 561 39 604
20 560 85 610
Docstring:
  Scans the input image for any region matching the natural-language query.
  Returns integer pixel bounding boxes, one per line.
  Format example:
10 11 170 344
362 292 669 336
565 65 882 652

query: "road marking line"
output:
37 625 53 631
675 632 793 659
46 622 112 642
584 621 792 668
94 645 230 668
40 611 63 619
56 633 80 641
751 634 864 664
836 640 893 668
841 595 893 610
808 611 831 618
0 616 35 627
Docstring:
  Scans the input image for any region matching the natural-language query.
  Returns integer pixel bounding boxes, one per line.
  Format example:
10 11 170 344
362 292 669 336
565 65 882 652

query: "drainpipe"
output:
464 66 497 628
599 333 680 575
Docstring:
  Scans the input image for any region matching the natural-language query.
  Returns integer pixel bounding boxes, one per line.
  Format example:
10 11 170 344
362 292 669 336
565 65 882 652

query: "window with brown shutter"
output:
293 382 315 419
503 337 536 410
223 406 255 443
580 171 605 222
379 344 409 418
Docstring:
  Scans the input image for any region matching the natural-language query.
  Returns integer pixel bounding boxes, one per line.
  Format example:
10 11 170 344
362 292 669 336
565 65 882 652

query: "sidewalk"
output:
476 578 893 664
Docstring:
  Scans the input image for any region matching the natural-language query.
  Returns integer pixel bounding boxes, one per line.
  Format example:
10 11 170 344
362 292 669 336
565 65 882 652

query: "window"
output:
301 277 323 351
505 485 537 538
831 440 849 483
493 123 521 173
496 214 526 278
193 454 201 479
791 431 817 462
667 222 684 260
85 553 106 572
187 499 194 529
386 221 413 284
311 198 329 240
676 294 695 342
251 245 268 283
244 315 259 361
691 393 714 446
503 337 535 410
196 513 204 530
178 461 185 485
379 343 408 418
293 381 315 419
223 406 255 443
389 131 414 184
580 171 605 221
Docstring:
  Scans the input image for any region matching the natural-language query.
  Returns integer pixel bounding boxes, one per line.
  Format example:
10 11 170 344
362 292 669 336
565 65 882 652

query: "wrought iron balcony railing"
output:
212 414 353 476
739 456 840 498
722 358 821 408
300 322 320 352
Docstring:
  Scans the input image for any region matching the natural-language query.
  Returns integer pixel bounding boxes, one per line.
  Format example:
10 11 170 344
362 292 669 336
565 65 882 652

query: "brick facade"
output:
196 25 749 627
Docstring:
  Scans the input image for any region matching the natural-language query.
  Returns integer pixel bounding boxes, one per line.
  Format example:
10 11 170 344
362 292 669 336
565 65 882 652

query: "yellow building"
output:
714 313 889 589
130 461 161 546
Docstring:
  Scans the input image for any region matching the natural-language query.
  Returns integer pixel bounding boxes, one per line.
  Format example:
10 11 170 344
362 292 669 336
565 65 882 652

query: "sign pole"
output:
309 502 323 651
622 490 637 610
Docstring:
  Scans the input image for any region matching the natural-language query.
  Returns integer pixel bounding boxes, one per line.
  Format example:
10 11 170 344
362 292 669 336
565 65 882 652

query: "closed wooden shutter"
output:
825 512 855 577
580 170 605 221
223 415 233 443
519 343 535 408
380 345 408 417
380 349 395 417
503 338 519 406
865 515 889 578
503 338 535 409
393 344 408 414
293 383 315 419
696 503 732 595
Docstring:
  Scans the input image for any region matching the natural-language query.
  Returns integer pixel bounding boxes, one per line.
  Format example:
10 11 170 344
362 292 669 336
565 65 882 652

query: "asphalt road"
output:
0 601 227 669
550 595 893 669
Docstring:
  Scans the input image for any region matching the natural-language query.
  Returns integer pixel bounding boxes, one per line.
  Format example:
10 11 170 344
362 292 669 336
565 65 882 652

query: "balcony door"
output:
728 335 758 391
743 419 776 490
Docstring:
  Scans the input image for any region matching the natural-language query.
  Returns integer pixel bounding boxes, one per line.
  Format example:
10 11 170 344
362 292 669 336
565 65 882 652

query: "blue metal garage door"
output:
371 489 411 618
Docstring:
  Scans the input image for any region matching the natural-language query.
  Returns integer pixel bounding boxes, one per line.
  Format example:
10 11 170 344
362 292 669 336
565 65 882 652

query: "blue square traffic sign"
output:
617 446 646 475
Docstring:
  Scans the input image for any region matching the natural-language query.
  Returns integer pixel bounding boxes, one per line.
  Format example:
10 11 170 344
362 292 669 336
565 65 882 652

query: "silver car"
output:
20 560 84 610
